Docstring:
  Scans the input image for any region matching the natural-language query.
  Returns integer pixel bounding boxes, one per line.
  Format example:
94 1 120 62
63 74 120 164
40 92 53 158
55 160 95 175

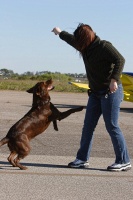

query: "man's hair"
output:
73 23 96 54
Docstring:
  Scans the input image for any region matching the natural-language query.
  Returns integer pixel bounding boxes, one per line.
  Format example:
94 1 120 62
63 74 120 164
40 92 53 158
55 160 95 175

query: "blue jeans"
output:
77 84 130 164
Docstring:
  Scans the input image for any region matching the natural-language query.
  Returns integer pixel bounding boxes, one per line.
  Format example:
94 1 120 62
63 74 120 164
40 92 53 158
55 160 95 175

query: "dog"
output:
0 79 83 170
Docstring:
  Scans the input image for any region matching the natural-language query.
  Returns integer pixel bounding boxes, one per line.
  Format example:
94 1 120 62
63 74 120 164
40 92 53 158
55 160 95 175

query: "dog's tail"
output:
0 137 9 147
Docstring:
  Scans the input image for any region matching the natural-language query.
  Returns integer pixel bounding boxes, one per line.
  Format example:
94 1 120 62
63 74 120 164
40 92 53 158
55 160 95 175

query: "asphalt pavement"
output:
0 91 133 200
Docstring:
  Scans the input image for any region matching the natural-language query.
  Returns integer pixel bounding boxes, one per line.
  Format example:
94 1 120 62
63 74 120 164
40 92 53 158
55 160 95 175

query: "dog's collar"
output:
32 99 50 108
39 99 51 107
42 99 50 105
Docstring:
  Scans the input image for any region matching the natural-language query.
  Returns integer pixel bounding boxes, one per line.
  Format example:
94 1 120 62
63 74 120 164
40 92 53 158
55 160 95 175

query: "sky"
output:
0 0 133 74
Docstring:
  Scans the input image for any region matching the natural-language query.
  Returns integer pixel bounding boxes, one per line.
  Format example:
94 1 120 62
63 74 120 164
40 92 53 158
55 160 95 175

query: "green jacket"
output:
59 31 125 91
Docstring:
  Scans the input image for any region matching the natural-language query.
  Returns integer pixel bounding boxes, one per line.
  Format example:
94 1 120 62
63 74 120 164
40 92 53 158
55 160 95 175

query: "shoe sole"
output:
107 165 131 172
68 164 89 168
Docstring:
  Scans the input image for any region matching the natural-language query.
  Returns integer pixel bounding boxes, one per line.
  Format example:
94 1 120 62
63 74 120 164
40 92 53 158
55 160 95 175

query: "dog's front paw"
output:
54 127 58 131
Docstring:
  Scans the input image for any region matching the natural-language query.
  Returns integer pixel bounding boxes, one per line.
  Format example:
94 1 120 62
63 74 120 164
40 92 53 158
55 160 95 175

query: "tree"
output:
0 68 14 77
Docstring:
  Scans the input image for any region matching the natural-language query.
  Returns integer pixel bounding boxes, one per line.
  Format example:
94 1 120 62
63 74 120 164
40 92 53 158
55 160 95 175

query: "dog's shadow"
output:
24 104 86 109
24 103 133 113
0 160 107 172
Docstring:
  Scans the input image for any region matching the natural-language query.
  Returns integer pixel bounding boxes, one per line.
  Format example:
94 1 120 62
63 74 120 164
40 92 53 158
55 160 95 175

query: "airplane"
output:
69 72 133 102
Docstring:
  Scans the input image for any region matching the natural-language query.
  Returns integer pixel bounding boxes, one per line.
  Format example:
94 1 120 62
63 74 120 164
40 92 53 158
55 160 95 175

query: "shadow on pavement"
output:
120 108 133 113
23 103 133 113
0 160 107 172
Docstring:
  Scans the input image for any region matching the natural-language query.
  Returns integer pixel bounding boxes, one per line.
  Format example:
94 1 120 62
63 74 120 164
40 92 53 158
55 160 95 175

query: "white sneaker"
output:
107 162 131 171
68 158 89 168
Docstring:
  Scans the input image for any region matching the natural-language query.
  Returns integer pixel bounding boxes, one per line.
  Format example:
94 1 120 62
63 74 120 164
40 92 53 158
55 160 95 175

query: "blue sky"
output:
0 0 133 74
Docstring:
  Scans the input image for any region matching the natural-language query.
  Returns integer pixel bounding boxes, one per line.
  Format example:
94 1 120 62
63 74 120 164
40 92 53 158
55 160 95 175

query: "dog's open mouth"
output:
50 86 55 90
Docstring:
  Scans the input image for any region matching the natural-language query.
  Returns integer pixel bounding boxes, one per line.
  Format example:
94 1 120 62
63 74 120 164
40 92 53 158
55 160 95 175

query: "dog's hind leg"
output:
8 151 17 167
14 155 28 170
13 134 31 170
13 146 30 170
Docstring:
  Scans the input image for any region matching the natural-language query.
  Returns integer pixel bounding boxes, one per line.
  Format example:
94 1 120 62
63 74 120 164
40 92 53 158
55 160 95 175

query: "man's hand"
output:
52 27 62 35
109 79 118 93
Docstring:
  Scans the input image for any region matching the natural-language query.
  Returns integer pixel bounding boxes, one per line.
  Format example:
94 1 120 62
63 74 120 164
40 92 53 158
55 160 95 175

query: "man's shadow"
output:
0 160 107 172
55 104 133 113
120 107 133 113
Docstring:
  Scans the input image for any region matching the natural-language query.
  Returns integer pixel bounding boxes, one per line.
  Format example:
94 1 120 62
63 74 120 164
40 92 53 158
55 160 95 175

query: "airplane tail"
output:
0 137 9 147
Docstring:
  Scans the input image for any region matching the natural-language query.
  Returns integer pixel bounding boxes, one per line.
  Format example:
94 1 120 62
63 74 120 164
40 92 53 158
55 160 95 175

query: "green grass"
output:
0 79 87 93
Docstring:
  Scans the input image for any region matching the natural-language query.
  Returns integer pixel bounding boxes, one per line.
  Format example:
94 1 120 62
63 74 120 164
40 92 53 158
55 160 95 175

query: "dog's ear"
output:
45 79 54 91
27 86 34 93
27 83 40 94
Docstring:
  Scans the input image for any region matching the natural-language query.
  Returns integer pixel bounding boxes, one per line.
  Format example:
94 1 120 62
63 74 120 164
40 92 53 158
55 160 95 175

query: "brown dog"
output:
0 79 83 170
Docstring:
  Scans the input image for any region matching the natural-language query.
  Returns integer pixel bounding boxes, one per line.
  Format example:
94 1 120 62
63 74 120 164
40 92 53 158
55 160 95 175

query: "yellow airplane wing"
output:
69 72 133 102
121 73 133 102
69 82 89 89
